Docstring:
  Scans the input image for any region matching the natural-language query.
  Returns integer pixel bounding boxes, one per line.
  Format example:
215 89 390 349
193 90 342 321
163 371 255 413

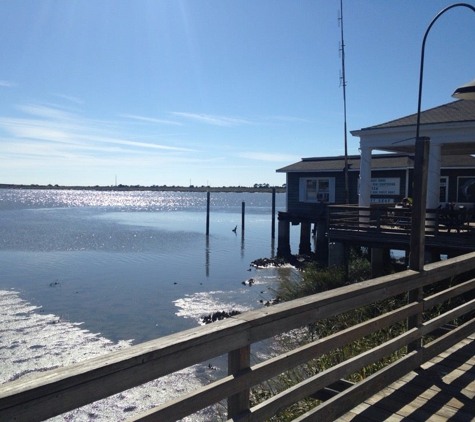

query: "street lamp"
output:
410 2 475 272
408 2 475 352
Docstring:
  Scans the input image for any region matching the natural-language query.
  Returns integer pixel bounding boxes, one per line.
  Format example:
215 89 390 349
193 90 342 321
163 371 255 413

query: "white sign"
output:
371 178 400 195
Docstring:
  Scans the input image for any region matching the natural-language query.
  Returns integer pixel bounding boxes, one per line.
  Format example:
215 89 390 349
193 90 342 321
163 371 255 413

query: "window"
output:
299 177 335 203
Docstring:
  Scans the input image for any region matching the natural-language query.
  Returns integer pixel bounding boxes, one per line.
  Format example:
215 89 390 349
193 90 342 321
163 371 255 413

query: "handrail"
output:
2 252 475 421
327 204 475 237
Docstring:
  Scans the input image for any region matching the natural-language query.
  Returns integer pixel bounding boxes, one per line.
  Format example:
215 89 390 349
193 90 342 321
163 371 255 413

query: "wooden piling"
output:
241 201 245 231
271 187 276 238
206 191 210 235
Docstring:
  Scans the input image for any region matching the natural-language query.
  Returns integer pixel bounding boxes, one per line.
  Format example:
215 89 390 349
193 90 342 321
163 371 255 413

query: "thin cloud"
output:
17 104 77 121
51 93 85 105
0 80 15 87
0 104 197 153
171 112 253 126
120 113 183 126
236 152 301 162
265 115 313 123
82 134 196 152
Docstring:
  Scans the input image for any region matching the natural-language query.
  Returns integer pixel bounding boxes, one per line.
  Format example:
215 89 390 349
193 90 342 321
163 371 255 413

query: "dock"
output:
2 252 475 421
339 334 475 421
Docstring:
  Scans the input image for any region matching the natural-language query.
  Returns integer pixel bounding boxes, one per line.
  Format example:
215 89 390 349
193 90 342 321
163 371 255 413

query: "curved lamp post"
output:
410 2 475 272
408 3 475 352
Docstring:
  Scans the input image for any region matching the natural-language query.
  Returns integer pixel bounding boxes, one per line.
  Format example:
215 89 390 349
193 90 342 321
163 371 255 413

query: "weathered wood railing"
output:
2 252 475 421
328 204 475 236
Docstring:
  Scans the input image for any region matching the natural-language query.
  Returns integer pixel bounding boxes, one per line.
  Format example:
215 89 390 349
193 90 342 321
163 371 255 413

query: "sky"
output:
1 1 475 187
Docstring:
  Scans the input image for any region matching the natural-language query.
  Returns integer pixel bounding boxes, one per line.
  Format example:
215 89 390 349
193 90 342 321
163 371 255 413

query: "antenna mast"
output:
339 0 349 204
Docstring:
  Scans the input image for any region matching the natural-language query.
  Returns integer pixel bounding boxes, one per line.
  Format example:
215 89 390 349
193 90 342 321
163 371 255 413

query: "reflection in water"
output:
241 230 245 259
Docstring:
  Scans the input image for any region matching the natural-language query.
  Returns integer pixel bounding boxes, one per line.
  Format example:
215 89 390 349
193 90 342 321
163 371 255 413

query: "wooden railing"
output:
2 252 475 421
328 204 475 236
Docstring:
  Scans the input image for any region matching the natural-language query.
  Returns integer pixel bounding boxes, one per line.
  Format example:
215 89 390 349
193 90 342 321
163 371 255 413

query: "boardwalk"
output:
338 334 475 422
3 254 475 422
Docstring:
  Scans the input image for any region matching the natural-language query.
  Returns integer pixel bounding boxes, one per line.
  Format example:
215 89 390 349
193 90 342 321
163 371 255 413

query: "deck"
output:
327 205 475 255
338 334 475 421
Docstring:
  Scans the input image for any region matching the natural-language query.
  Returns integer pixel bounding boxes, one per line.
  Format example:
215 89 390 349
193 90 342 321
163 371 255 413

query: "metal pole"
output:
408 3 475 353
409 138 429 271
339 0 349 204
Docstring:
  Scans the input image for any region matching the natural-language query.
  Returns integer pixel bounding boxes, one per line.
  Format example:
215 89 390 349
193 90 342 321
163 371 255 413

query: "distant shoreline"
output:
0 184 286 194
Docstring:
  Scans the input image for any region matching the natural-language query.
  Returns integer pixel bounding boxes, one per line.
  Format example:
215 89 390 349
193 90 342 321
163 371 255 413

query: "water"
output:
0 189 300 421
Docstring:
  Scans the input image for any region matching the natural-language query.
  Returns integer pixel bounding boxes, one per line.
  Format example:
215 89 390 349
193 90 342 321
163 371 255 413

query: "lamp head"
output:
452 77 475 100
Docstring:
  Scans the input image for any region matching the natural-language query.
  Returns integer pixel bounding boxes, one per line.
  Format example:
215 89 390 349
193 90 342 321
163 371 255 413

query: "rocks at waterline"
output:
259 297 282 307
242 278 254 286
201 310 242 324
251 254 314 270
250 257 287 268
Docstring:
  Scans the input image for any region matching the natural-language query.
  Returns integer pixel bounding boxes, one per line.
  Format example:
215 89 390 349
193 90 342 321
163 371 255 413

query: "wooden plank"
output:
422 315 475 363
336 332 475 422
0 266 422 421
424 277 475 310
2 251 475 422
386 376 474 409
421 297 475 336
127 304 419 422
0 267 419 420
237 329 421 422
366 363 475 420
361 388 463 421
292 350 422 422
0 318 250 422
336 401 410 421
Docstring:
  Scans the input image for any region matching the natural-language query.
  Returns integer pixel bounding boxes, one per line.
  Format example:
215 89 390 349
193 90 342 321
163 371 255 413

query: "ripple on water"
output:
0 290 221 421
174 290 254 324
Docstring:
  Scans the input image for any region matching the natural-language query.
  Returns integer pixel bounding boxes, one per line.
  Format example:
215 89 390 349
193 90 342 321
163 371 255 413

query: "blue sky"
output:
1 1 475 187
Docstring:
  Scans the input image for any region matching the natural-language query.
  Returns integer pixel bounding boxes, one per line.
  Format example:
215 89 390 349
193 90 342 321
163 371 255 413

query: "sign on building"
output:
371 178 400 195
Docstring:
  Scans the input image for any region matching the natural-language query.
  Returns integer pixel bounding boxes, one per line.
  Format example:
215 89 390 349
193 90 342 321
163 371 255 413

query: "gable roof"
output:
360 99 475 131
276 153 475 173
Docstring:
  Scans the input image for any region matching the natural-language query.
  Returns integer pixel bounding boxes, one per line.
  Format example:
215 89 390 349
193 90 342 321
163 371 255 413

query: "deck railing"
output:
2 252 475 421
327 204 475 236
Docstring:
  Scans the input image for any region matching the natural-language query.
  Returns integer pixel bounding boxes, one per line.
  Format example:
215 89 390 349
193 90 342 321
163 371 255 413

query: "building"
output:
276 100 475 264
353 99 475 210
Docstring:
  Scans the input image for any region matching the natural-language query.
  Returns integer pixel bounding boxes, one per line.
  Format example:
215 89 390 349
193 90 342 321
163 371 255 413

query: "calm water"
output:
0 189 300 343
0 189 304 420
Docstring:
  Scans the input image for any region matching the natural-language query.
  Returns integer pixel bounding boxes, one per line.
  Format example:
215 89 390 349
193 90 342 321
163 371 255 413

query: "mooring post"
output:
241 201 245 231
206 191 210 236
271 187 276 238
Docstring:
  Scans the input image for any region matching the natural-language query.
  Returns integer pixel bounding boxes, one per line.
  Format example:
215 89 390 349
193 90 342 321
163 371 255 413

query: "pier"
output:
2 252 475 421
338 334 475 421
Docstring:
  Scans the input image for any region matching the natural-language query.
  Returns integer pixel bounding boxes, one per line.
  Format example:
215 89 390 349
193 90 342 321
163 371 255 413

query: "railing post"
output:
228 345 251 418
